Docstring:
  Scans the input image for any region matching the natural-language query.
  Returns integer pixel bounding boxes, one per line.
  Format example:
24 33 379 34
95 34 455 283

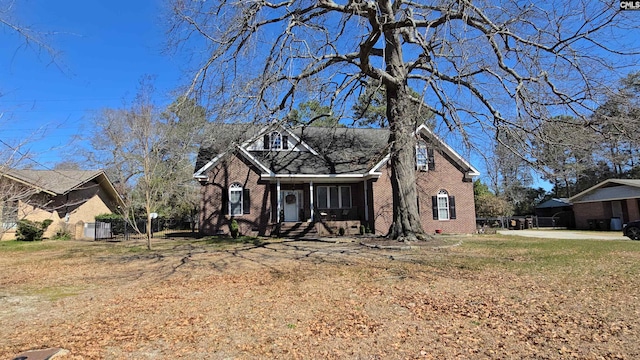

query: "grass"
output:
0 240 59 252
459 235 640 276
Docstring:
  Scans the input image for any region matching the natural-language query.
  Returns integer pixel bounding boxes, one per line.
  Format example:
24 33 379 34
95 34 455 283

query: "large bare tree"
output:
168 0 638 241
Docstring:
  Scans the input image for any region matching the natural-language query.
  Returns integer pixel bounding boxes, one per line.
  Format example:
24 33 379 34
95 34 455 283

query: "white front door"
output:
282 190 300 222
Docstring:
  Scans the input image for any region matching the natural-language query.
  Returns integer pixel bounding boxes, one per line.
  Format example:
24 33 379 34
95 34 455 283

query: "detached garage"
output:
569 179 640 230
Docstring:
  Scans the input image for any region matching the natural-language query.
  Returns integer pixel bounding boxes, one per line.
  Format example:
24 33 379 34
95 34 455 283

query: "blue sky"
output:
0 1 574 191
0 0 182 166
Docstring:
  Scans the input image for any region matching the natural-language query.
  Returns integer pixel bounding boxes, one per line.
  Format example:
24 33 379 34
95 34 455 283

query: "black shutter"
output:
427 148 435 170
449 196 456 219
282 135 289 150
432 195 438 220
243 189 251 214
221 188 228 215
263 134 270 150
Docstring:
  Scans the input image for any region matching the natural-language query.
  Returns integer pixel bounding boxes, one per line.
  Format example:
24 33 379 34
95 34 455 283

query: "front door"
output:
282 190 300 222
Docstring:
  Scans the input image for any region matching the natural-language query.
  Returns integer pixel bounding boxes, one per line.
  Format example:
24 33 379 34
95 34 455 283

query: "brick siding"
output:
371 148 476 235
201 149 477 237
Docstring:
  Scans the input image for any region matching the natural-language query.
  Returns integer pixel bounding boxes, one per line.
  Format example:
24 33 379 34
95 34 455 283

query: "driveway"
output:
497 229 629 240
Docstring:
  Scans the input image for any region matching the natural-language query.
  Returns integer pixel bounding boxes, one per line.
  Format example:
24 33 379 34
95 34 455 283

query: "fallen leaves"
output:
0 238 639 359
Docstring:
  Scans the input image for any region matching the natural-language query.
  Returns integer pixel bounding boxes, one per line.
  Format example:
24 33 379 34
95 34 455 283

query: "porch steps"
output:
278 222 317 239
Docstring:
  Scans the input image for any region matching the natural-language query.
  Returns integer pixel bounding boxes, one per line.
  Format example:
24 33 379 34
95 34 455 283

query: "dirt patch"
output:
1 237 639 359
359 235 464 249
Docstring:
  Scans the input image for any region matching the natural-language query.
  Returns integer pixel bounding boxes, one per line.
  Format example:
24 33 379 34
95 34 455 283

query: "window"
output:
263 131 289 150
416 141 435 170
317 186 351 209
1 201 18 230
229 183 243 216
432 190 456 220
416 142 428 169
228 183 251 216
270 131 282 150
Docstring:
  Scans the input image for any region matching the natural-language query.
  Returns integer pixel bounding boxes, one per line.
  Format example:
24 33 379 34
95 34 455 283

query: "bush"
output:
229 219 239 239
338 227 345 236
52 224 73 241
359 225 365 235
16 219 54 241
95 213 123 221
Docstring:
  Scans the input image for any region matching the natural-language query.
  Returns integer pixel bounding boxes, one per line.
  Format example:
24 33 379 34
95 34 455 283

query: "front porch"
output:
273 179 374 229
275 219 363 238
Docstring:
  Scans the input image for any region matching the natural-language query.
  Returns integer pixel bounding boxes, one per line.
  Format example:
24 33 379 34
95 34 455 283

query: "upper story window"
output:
264 131 289 151
416 140 435 171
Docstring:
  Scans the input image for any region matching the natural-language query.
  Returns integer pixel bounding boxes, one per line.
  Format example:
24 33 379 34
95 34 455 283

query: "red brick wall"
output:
573 202 606 229
199 154 272 236
574 199 640 229
626 199 640 223
371 149 476 235
200 150 477 236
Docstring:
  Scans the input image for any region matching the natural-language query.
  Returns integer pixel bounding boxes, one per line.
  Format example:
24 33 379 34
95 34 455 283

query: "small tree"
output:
229 219 239 239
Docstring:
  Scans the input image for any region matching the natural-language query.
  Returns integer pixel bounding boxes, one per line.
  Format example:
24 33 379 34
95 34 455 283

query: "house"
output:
194 124 480 237
0 169 124 240
569 179 640 231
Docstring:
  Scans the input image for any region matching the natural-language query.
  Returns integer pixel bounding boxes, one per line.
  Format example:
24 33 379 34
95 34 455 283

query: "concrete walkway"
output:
497 229 629 240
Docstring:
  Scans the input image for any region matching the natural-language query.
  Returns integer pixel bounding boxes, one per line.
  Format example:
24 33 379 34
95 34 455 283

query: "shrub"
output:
52 224 73 241
95 213 123 221
338 227 345 236
16 219 54 241
229 219 239 239
359 225 365 235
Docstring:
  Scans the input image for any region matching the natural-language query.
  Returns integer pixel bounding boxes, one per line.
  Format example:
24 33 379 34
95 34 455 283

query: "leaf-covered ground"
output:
1 235 639 359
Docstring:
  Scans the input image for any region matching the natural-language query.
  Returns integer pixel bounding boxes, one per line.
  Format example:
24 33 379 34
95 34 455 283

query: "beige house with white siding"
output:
0 169 124 240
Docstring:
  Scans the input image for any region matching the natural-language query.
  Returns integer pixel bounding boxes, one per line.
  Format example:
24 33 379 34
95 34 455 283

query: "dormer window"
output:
263 131 289 150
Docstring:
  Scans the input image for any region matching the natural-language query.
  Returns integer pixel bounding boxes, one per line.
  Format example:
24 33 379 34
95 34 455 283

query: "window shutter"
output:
432 195 438 220
221 188 228 215
427 148 435 170
449 196 456 219
282 135 289 149
243 189 251 214
263 134 270 150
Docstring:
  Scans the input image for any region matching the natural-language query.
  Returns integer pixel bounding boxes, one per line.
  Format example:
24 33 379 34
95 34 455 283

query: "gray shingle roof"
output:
251 127 389 175
3 169 105 195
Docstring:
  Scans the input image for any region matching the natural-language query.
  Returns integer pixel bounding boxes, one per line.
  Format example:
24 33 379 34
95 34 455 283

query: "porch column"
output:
364 180 369 221
276 179 281 223
309 181 314 222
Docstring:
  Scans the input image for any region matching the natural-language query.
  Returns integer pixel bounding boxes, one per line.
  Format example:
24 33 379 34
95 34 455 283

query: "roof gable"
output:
194 123 479 179
569 179 640 203
2 169 125 208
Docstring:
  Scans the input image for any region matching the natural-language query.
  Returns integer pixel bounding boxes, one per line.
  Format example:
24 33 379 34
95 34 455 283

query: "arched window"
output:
437 190 449 220
229 183 243 216
432 190 456 221
270 131 282 150
263 131 289 150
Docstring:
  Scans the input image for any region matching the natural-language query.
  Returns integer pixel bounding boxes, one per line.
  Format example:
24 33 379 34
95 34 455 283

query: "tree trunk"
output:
386 85 426 241
381 11 427 241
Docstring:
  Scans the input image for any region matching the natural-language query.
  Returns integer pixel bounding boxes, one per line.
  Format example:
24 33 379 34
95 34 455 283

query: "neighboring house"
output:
194 123 479 237
534 198 574 228
569 179 640 230
0 169 124 240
